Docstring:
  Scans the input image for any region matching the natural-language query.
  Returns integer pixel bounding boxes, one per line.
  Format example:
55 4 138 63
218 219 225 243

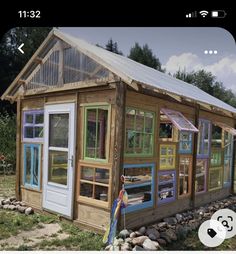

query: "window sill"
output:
77 196 109 209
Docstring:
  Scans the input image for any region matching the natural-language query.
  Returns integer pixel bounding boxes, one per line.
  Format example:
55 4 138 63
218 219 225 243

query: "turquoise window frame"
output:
122 163 155 213
23 144 41 189
125 107 155 157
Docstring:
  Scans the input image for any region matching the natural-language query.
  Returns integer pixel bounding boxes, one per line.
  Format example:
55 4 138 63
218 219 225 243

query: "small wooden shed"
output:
2 29 236 232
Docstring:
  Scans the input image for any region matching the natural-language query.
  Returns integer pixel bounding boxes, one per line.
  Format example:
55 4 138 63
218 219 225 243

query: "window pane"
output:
196 159 207 193
203 124 209 154
25 114 34 124
158 171 175 204
32 146 39 186
135 110 145 132
126 185 151 206
48 151 68 185
96 109 108 159
95 168 109 184
144 134 152 154
81 167 94 181
211 148 222 166
80 183 93 198
159 172 175 183
95 185 108 201
49 114 69 148
86 109 97 158
179 157 191 195
25 127 34 138
35 126 44 138
145 113 153 133
209 168 222 190
212 125 222 149
25 146 31 184
224 158 231 184
159 123 172 139
35 113 44 124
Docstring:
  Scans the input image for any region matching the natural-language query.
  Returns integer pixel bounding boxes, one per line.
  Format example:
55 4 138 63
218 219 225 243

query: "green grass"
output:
0 175 15 198
0 210 58 240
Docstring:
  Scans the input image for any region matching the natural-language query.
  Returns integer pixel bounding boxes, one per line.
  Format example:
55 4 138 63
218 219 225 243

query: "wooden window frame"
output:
22 110 44 142
178 155 192 198
159 143 176 170
23 143 41 190
122 163 155 213
83 104 111 163
158 170 176 205
124 107 155 157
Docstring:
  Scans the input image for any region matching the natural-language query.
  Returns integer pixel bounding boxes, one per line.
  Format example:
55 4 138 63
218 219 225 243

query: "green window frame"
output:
84 105 110 162
125 107 155 157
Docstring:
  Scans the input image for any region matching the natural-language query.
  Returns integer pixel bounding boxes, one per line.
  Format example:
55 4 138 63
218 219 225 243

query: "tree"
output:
128 42 163 72
0 27 53 113
105 38 123 55
174 69 236 108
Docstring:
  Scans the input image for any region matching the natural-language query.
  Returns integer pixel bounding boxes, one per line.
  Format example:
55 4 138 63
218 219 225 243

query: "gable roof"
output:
2 28 236 116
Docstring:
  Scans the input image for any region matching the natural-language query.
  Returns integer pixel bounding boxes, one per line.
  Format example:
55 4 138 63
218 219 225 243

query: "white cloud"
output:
164 53 236 92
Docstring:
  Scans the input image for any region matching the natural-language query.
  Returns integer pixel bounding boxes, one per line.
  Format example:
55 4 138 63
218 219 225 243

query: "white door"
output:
43 103 75 218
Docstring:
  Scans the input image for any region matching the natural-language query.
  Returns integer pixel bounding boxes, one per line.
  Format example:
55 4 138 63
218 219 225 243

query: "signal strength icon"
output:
199 10 209 17
186 11 197 18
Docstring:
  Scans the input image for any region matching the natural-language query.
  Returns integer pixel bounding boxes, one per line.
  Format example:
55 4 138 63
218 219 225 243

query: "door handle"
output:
68 155 74 167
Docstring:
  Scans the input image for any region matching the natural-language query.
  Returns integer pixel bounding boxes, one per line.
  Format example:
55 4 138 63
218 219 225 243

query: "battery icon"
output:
211 10 227 18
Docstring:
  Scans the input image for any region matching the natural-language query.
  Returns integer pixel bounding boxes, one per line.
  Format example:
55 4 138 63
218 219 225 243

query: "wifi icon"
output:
199 10 209 17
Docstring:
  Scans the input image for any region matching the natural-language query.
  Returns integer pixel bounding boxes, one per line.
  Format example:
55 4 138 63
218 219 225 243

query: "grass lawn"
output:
0 174 15 198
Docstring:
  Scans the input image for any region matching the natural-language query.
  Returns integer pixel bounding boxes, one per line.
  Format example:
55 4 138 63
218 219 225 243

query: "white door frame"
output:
43 103 76 219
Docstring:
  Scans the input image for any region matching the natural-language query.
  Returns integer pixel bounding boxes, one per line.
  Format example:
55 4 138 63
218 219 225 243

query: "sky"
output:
60 27 236 92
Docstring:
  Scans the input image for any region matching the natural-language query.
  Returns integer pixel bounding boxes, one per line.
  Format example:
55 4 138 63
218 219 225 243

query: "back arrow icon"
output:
18 43 24 54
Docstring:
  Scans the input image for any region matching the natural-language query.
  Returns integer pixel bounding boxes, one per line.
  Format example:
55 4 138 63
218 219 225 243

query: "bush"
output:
0 112 16 172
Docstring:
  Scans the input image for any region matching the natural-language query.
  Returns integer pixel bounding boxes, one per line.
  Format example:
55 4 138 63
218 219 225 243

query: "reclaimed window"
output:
179 156 192 196
224 132 233 185
125 108 154 156
195 159 207 193
123 164 154 212
23 144 40 189
197 119 211 157
179 131 192 154
158 170 176 204
80 166 110 203
209 167 223 190
160 144 176 169
210 125 223 167
23 110 44 141
84 106 109 160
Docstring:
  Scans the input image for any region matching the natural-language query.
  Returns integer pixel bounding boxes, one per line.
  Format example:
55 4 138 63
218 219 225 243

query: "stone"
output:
132 245 144 251
119 229 130 239
157 238 167 246
3 204 9 209
163 217 177 225
113 238 124 246
20 202 26 206
125 237 133 244
134 231 142 237
9 197 16 202
142 238 159 250
157 222 167 228
0 199 4 205
105 244 112 251
120 242 132 251
8 205 16 210
176 213 183 223
146 227 160 239
138 226 146 235
25 207 34 215
160 232 171 244
2 199 11 205
148 233 157 241
130 232 137 238
165 229 177 241
132 236 148 246
18 206 26 213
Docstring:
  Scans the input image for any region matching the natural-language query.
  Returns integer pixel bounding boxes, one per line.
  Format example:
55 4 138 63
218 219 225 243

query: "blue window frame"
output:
24 144 41 189
122 163 155 213
179 131 192 154
158 170 176 204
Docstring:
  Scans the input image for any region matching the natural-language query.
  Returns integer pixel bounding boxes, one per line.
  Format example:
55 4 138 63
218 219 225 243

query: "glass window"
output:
159 123 173 139
23 144 40 189
209 167 223 190
23 110 44 141
125 108 154 156
212 125 222 149
197 119 211 157
179 131 192 154
158 171 176 204
179 156 192 196
160 144 176 169
85 107 108 160
79 166 110 203
224 131 233 185
123 164 154 212
195 159 207 193
211 148 222 167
